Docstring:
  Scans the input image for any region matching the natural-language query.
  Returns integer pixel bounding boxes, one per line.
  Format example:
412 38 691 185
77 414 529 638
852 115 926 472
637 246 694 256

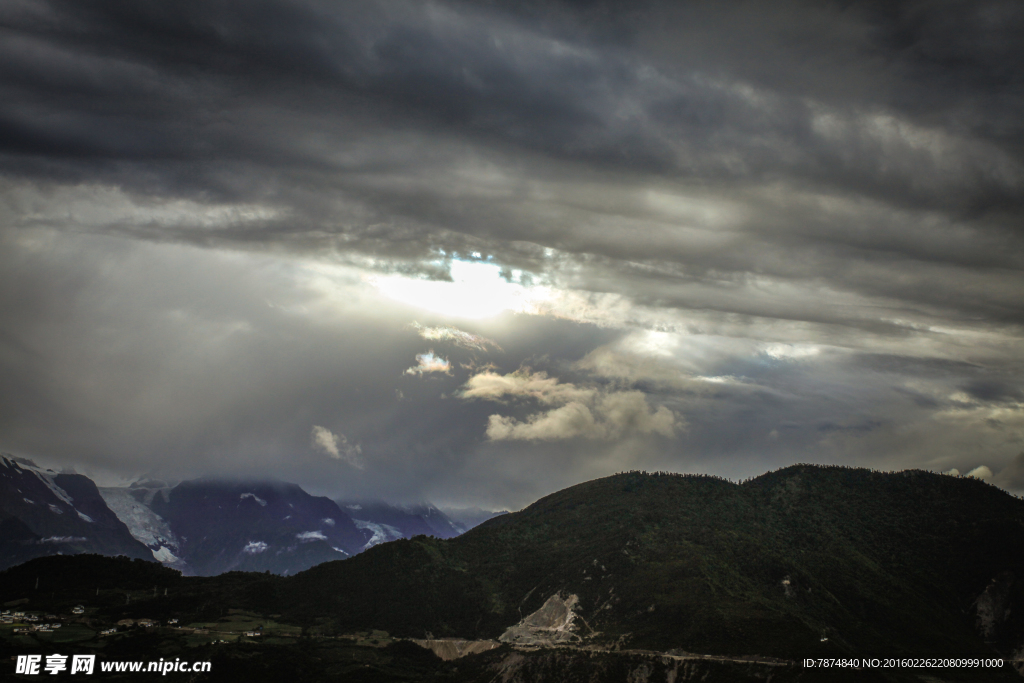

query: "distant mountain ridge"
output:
337 500 466 547
0 455 153 569
100 478 367 576
0 454 501 574
440 506 509 532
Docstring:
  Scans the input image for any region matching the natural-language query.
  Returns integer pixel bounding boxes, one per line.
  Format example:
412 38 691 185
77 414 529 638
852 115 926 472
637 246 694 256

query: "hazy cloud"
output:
310 425 363 468
994 452 1024 492
0 0 1021 507
411 322 501 352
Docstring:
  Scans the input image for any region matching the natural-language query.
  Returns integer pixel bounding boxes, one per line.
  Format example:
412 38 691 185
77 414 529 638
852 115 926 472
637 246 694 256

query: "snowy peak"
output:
97 487 185 570
2 455 496 576
337 500 465 542
0 454 153 570
97 478 367 576
0 455 74 507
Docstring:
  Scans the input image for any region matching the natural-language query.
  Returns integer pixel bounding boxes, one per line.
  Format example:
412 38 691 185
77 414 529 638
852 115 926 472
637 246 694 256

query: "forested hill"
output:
278 465 1024 659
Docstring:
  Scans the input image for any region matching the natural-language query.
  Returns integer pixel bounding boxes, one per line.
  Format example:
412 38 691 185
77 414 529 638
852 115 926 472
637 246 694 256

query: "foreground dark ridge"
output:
2 465 1023 681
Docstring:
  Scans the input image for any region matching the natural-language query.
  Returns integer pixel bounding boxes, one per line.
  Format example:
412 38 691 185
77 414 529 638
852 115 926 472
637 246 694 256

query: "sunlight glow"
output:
371 260 553 319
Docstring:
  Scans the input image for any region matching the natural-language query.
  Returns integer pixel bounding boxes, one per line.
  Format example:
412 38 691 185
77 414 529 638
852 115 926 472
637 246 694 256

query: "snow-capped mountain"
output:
2 455 506 575
337 500 465 548
96 484 186 571
0 455 152 570
101 479 369 576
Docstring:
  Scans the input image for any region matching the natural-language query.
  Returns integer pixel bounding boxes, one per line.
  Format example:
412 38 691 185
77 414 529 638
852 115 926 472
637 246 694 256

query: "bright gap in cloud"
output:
371 260 552 319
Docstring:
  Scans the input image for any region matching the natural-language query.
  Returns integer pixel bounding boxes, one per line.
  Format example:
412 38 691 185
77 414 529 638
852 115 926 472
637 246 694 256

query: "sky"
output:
1 0 1022 508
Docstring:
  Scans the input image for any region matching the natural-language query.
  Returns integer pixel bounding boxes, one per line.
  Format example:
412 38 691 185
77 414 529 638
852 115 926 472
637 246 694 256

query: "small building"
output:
116 619 135 627
71 606 85 615
243 631 261 637
167 618 179 625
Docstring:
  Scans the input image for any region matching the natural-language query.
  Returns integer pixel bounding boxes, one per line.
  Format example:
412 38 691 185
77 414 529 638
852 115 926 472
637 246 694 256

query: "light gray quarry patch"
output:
500 593 583 646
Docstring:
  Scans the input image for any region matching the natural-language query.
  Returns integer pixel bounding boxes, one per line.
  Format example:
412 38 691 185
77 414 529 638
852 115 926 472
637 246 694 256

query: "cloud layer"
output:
460 369 677 441
0 0 1021 506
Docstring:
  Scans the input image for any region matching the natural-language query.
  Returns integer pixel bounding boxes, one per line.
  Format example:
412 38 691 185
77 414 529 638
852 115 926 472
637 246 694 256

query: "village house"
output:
71 606 85 615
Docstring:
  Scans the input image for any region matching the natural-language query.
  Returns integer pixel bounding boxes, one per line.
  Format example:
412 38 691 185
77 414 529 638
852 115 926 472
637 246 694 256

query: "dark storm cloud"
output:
1 0 1022 505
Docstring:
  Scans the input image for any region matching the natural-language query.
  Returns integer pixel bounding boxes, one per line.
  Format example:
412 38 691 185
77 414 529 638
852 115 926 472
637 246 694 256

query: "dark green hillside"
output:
273 466 1024 661
0 554 280 625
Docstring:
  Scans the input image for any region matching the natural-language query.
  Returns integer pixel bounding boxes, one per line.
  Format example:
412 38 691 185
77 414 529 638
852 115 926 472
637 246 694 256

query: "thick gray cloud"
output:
0 0 1022 507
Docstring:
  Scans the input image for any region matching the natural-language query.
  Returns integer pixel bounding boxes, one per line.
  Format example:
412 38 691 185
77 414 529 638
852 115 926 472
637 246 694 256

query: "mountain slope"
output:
440 506 508 532
136 479 368 575
276 466 1024 661
338 500 465 548
0 455 152 570
97 484 187 570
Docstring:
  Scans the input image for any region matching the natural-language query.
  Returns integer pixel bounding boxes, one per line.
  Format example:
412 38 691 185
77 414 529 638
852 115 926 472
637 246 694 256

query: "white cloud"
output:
243 541 268 554
487 402 599 441
460 369 595 405
310 425 363 468
965 465 993 481
404 350 452 376
411 322 501 351
37 536 87 544
295 531 327 542
462 369 678 441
